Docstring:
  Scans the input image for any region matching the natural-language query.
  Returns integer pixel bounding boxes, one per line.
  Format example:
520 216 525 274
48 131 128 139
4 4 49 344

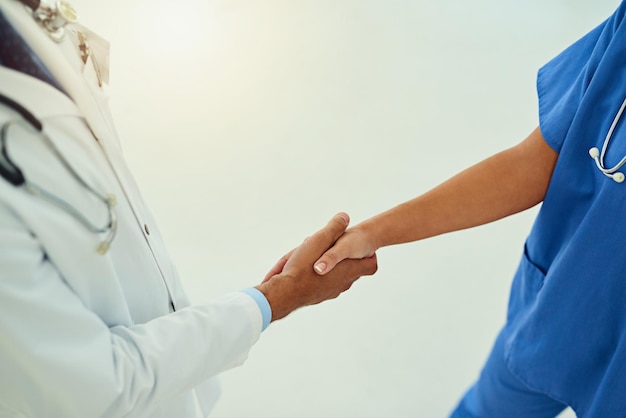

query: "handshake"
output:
255 213 378 322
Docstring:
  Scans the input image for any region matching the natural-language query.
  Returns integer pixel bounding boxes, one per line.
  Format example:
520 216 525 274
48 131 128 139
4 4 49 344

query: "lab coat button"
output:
144 224 150 235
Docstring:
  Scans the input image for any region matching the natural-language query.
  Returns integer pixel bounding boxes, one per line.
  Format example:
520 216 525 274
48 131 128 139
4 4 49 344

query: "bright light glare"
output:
136 0 212 62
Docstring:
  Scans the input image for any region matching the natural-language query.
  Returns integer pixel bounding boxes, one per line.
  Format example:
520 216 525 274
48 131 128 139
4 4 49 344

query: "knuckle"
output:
330 213 348 227
353 257 377 276
327 216 348 234
370 263 378 275
324 251 340 264
311 228 332 245
366 255 378 275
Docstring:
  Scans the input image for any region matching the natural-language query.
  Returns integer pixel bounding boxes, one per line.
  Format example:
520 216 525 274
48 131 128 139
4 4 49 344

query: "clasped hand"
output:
256 213 377 322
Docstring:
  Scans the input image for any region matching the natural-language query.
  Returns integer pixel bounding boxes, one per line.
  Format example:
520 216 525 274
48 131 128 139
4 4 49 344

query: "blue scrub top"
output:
504 1 626 416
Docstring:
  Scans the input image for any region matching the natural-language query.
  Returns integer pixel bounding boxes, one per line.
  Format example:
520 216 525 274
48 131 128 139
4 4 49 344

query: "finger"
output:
319 254 378 297
313 239 352 275
300 212 349 258
262 249 294 283
346 253 378 278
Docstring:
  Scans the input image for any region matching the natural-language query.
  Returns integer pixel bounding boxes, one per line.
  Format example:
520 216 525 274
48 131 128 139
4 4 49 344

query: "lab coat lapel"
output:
1 2 189 311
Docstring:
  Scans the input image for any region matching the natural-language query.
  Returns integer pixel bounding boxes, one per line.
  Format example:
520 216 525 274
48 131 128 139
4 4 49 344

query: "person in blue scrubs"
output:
266 1 626 416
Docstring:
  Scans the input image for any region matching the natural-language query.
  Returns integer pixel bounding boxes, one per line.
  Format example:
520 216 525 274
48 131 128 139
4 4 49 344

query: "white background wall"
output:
72 0 618 416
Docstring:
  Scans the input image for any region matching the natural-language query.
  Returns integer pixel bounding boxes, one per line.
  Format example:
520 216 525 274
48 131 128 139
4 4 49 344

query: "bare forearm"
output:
361 127 558 248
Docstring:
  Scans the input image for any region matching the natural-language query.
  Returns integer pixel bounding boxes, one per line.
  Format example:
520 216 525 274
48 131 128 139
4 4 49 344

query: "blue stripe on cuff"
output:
240 288 272 331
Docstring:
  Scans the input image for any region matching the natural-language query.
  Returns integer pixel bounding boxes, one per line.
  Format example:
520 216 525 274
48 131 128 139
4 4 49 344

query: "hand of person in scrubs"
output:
311 127 558 275
266 127 558 277
256 213 378 321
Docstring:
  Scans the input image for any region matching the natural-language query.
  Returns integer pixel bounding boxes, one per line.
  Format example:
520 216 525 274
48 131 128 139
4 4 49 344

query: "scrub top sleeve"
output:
537 3 626 152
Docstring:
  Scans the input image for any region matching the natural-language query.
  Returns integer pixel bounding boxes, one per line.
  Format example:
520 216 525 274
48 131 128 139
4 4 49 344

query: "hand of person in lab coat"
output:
256 213 377 321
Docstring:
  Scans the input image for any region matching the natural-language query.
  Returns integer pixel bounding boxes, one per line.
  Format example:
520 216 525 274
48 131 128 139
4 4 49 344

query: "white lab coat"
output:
0 2 263 417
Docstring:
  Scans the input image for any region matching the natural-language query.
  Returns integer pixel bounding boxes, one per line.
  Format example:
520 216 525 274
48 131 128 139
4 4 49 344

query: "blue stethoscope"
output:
589 97 626 183
0 92 118 254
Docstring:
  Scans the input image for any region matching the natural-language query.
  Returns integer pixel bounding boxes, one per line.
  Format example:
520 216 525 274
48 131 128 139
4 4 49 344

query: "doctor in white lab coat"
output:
0 1 377 417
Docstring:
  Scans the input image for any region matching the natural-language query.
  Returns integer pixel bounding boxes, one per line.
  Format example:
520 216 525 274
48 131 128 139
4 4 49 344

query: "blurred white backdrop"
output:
70 0 618 416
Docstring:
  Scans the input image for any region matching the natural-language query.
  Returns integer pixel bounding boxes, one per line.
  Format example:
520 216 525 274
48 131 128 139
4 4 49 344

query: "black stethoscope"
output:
589 97 626 183
0 92 118 254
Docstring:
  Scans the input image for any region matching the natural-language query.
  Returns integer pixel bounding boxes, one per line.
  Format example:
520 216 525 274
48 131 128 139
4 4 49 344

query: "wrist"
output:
240 288 272 331
354 220 382 253
255 274 300 322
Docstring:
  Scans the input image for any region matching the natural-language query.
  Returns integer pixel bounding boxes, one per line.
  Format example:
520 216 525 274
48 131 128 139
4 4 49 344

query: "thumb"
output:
281 212 350 273
313 227 375 275
292 212 350 261
313 241 350 275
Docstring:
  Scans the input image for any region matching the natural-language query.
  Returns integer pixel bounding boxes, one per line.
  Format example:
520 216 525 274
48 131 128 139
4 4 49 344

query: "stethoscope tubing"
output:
0 92 117 253
589 97 626 183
